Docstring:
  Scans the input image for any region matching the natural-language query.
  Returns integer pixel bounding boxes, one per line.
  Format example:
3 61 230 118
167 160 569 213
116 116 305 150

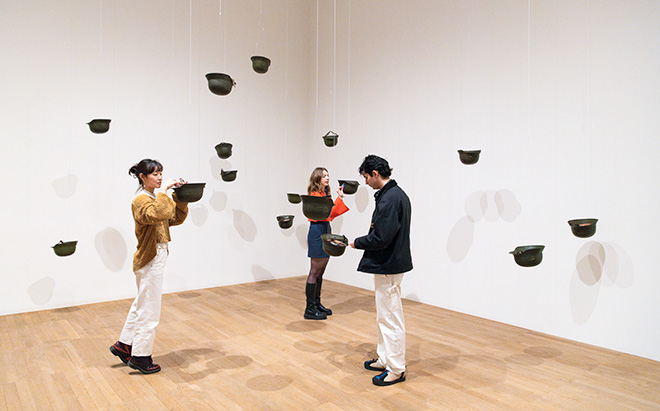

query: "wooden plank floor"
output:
1 276 659 410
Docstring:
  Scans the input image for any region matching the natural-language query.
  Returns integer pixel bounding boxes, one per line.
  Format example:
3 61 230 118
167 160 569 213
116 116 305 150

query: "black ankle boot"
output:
304 282 326 320
315 277 332 315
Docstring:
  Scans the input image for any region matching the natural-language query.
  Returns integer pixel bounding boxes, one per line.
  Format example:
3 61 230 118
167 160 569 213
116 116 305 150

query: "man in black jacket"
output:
350 155 412 386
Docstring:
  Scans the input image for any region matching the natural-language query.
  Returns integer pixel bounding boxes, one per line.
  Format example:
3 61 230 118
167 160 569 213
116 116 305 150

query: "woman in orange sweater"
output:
110 159 188 374
304 167 349 320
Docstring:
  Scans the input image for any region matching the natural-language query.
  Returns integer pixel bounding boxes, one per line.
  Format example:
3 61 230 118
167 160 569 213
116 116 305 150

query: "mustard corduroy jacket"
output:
131 191 188 271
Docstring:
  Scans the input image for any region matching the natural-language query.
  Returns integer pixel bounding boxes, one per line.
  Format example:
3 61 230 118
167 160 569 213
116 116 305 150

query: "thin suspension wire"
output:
220 0 224 153
315 0 319 113
527 0 531 139
190 0 193 103
285 0 290 179
257 0 264 52
171 0 176 125
171 0 174 68
586 0 592 209
99 0 103 54
223 2 227 69
110 0 115 118
313 0 319 133
347 0 351 136
98 0 103 112
69 10 74 228
222 1 227 138
333 0 336 130
285 0 289 105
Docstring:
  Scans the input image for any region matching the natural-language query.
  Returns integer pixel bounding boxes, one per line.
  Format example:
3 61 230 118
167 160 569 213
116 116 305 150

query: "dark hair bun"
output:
128 164 139 178
128 159 163 185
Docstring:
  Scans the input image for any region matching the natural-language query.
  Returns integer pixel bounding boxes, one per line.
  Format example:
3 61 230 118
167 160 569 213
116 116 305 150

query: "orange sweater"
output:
308 191 349 222
131 191 188 271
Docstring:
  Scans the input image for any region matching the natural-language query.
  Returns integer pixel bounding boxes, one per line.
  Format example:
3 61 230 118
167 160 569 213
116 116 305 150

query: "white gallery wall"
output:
0 0 315 313
308 0 660 362
1 0 659 362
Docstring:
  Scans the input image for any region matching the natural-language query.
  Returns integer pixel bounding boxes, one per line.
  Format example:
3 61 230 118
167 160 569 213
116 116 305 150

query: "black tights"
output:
306 257 329 284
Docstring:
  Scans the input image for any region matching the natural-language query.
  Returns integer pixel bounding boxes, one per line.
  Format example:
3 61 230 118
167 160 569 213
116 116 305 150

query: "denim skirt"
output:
307 221 331 258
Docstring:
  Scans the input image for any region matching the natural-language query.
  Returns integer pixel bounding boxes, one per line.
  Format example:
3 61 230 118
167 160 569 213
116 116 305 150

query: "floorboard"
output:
1 276 659 410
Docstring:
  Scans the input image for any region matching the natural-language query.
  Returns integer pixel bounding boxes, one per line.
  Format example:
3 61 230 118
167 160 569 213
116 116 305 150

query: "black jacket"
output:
354 180 413 274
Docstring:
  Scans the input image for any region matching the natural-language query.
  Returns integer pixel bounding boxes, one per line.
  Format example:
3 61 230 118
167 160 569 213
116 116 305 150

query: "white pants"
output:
374 273 406 374
119 243 168 357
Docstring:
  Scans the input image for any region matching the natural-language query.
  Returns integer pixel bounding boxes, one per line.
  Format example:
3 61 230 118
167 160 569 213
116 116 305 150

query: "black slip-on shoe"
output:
372 370 406 386
364 359 386 372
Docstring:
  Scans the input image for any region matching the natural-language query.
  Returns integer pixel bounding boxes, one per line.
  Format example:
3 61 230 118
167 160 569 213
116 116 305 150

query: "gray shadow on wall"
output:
209 191 228 212
354 186 370 213
570 266 600 326
601 241 635 288
278 220 296 237
95 227 128 272
570 241 604 325
464 191 487 222
448 189 521 264
405 293 420 302
495 189 522 222
52 174 78 198
191 204 209 226
209 156 232 181
483 191 500 223
575 241 635 288
576 242 606 286
233 209 257 242
569 240 635 325
252 264 275 281
464 189 521 224
295 224 308 250
332 215 344 234
28 276 56 305
446 216 475 263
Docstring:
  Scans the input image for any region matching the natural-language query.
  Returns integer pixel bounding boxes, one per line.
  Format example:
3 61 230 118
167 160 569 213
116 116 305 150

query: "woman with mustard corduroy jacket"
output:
110 159 188 374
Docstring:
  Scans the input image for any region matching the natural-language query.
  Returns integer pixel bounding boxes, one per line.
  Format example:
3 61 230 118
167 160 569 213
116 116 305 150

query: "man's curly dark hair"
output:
358 155 392 178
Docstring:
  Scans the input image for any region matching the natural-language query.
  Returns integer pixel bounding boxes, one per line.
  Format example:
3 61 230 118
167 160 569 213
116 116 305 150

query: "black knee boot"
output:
315 277 332 315
304 282 327 320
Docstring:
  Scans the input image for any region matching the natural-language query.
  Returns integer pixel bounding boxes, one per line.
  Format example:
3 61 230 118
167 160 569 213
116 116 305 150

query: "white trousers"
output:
374 273 406 374
119 243 168 357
